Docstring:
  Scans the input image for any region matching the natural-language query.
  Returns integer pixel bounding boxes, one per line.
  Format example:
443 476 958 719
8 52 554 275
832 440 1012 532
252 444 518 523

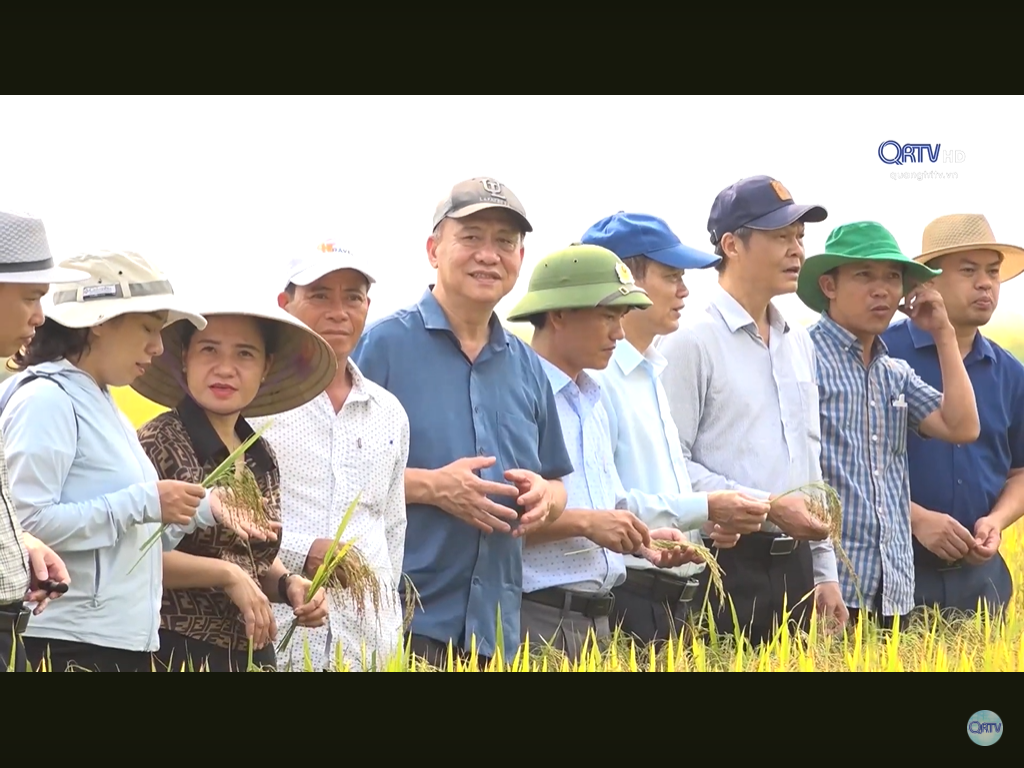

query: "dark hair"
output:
619 255 651 280
713 226 754 273
526 313 547 330
10 318 91 370
180 316 280 357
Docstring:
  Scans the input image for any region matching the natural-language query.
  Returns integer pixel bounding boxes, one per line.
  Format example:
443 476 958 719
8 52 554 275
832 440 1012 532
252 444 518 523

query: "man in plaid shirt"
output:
0 210 80 671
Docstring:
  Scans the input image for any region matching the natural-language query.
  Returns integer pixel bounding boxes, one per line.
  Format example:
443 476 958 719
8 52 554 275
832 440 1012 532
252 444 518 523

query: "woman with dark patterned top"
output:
134 300 337 671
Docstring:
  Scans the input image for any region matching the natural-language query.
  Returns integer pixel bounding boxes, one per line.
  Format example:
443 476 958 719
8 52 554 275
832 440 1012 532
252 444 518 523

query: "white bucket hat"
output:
44 250 206 331
285 239 376 289
131 298 338 418
0 210 92 284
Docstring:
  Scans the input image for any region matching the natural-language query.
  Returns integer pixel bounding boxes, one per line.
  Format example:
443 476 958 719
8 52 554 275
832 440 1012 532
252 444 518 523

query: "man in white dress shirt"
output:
507 242 706 660
580 212 769 647
657 176 848 644
250 241 410 671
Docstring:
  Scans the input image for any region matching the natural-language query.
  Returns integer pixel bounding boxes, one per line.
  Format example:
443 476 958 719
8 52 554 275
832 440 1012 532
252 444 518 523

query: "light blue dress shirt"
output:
589 340 708 579
523 359 625 595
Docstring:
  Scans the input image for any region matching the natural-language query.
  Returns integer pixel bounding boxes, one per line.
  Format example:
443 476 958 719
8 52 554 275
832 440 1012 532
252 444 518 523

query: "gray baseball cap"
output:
432 177 533 233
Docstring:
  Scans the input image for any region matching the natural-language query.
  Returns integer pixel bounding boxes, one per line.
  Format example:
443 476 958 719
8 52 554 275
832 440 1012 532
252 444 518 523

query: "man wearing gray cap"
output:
0 210 84 671
352 177 572 668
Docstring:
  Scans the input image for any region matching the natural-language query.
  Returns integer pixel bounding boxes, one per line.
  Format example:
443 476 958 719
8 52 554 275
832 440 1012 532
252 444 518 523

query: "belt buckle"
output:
678 579 699 604
937 560 962 572
0 608 30 634
770 535 796 556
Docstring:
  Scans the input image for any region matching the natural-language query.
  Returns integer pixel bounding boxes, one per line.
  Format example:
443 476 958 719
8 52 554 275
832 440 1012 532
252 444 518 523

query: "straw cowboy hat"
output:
507 243 652 322
43 250 207 330
131 297 338 418
797 221 941 314
915 213 1024 283
0 210 92 284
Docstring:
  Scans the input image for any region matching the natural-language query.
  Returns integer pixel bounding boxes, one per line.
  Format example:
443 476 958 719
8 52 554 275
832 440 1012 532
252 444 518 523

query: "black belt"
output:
523 587 614 619
716 532 797 557
619 569 699 604
0 602 29 634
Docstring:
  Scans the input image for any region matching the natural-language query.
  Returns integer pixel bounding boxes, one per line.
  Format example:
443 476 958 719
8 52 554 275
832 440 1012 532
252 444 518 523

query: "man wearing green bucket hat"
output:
799 220 980 630
507 244 706 658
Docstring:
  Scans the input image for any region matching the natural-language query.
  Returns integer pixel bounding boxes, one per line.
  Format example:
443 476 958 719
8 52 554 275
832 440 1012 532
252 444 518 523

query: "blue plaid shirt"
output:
809 313 942 615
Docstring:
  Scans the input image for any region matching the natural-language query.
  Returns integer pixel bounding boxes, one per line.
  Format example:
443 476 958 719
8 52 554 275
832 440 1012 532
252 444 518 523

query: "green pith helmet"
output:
796 220 942 314
506 243 653 322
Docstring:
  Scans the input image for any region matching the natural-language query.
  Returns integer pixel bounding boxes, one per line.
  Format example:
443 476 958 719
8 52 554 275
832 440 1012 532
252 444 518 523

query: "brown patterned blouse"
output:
137 396 283 652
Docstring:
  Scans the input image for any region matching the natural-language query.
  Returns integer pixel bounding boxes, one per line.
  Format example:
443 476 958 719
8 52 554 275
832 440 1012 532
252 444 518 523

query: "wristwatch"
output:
278 572 294 603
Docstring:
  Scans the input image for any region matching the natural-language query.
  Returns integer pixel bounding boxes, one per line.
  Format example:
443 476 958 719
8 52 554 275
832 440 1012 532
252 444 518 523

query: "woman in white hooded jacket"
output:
0 250 273 672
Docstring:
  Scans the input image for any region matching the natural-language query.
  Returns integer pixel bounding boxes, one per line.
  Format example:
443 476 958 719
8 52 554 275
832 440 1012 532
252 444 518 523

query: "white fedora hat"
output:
131 298 338 418
0 210 92 284
44 250 206 331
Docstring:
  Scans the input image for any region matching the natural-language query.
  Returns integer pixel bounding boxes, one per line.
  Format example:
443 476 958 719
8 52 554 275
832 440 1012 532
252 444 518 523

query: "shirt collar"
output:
708 282 790 335
816 311 889 359
612 338 666 378
539 356 601 401
416 285 508 353
906 318 996 362
175 394 274 474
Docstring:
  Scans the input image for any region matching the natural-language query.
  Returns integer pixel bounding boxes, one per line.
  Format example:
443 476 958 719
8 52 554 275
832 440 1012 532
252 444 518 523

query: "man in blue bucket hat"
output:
582 211 767 648
658 175 848 645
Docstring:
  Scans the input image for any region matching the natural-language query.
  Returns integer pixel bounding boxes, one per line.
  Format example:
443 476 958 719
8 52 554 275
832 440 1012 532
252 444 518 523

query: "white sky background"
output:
2 94 1022 330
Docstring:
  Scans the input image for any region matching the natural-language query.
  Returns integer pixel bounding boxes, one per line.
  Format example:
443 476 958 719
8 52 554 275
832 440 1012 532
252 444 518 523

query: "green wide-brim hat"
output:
506 243 653 322
796 221 942 314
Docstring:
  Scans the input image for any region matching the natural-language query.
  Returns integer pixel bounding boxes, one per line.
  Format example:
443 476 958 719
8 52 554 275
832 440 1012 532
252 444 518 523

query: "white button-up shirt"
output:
656 283 839 585
522 359 625 595
588 340 708 580
250 359 410 671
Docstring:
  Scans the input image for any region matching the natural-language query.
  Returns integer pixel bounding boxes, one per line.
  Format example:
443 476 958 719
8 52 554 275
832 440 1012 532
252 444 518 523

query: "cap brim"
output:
131 307 338 419
796 253 941 314
506 283 651 322
290 260 375 287
0 266 92 285
44 292 207 331
444 203 533 233
745 203 829 231
646 242 721 270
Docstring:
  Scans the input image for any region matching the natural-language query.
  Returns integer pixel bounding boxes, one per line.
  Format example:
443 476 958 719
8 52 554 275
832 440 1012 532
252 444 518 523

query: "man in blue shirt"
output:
882 213 1024 617
351 178 572 667
796 221 979 629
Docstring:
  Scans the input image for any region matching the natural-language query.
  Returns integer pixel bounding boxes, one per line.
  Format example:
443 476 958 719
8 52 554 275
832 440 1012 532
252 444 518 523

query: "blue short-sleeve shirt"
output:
881 317 1024 530
351 287 573 659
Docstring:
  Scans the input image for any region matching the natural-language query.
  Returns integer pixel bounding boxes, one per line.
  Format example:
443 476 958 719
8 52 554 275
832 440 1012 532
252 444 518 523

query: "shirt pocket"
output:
889 397 909 456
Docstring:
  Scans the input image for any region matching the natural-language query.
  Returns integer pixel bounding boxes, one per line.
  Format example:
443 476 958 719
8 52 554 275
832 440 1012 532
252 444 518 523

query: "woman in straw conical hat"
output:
131 294 337 672
0 250 272 673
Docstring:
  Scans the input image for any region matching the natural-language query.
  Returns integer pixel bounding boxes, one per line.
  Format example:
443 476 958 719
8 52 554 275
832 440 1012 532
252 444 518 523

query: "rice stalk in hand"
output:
129 420 273 574
647 539 726 600
325 543 383 622
277 491 365 654
772 481 860 592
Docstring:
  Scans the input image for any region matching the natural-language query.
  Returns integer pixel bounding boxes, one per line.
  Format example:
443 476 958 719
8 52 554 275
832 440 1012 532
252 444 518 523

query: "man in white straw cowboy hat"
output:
130 294 337 671
0 210 84 671
883 213 1024 618
249 239 412 672
0 247 272 672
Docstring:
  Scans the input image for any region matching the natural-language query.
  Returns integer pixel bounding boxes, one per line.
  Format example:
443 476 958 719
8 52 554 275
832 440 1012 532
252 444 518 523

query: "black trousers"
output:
0 602 29 672
407 633 491 669
23 636 154 672
610 569 699 648
154 628 277 672
692 532 815 645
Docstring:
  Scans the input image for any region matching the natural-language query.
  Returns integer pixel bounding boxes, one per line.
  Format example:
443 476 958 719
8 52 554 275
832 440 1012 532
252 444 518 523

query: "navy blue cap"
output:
579 212 720 270
707 175 828 246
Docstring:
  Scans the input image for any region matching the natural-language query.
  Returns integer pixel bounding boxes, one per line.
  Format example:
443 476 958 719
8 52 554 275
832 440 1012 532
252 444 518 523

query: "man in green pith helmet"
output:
797 220 980 631
506 243 705 659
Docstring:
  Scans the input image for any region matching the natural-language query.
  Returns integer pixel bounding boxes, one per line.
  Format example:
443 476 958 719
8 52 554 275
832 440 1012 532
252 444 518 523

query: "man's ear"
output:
277 291 290 310
819 273 838 301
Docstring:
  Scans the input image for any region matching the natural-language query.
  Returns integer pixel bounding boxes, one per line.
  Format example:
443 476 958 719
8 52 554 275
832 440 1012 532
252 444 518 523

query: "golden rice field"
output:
27 318 1024 671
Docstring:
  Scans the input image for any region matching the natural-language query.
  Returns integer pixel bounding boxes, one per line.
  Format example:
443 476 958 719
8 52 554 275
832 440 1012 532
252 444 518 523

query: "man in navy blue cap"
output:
658 176 849 645
582 211 769 647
